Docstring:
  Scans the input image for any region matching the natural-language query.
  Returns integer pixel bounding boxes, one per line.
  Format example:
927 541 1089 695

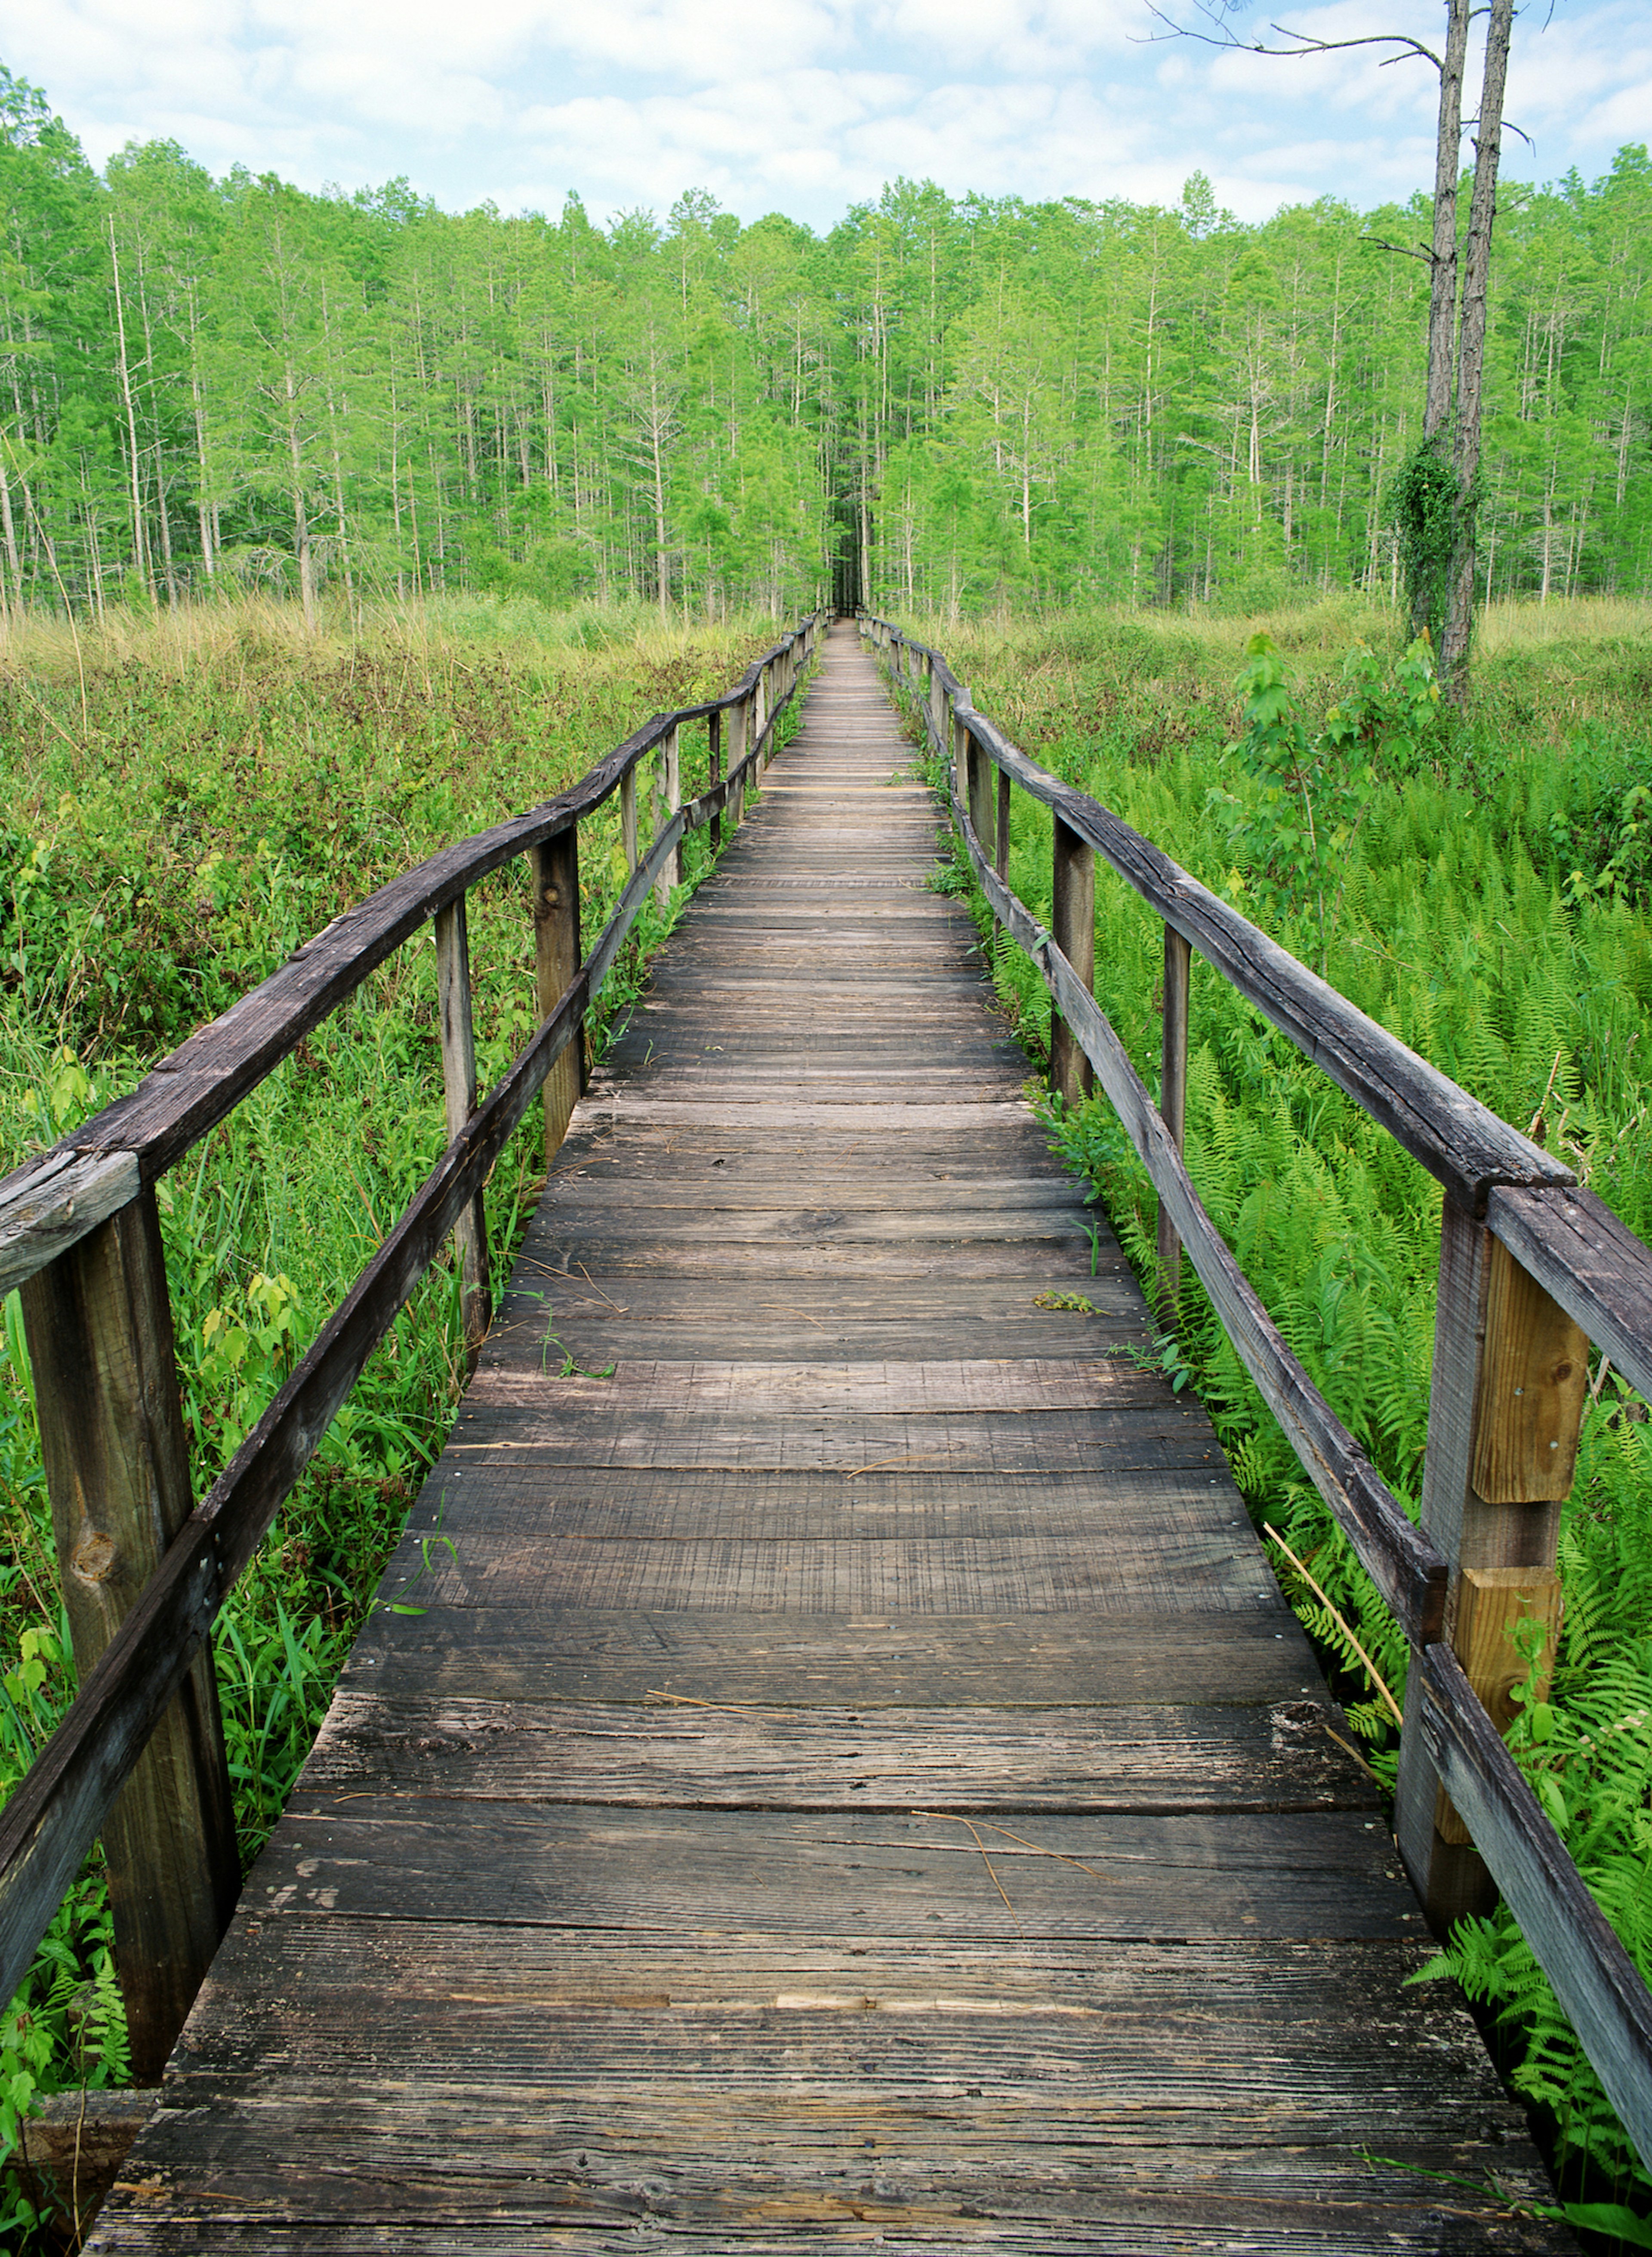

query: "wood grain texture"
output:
1489 1179 1652 1406
0 1147 141 1296
18 1194 238 2082
86 616 1566 2255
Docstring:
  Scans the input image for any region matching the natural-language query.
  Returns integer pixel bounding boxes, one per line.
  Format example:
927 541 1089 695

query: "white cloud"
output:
7 0 1649 227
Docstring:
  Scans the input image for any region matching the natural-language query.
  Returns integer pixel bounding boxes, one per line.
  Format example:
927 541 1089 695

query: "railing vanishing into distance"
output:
0 613 823 2082
863 610 1652 2172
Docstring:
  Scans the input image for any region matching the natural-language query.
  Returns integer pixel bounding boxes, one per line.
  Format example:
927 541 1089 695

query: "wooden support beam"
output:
531 829 582 1162
1049 815 1095 1111
1395 1202 1587 1927
1156 925 1191 1331
434 894 492 1360
620 765 638 876
19 1196 238 2084
728 698 748 829
653 725 681 910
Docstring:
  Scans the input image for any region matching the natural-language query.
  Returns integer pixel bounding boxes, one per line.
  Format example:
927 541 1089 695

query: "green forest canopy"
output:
2 62 1650 623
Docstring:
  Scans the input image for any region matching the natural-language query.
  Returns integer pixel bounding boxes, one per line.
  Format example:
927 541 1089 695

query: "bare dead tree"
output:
1141 0 1519 691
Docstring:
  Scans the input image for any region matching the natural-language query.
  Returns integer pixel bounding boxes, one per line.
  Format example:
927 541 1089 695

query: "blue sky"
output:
6 0 1649 228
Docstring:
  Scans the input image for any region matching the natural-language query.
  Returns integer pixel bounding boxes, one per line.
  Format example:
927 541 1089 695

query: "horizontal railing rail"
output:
863 609 1652 2172
0 610 824 2080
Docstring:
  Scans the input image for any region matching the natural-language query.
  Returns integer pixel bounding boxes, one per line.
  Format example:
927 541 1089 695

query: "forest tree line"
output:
2 62 1650 623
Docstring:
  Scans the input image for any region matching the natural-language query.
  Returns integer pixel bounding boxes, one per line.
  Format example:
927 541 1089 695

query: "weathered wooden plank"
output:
382 1460 1251 1541
431 1405 1231 1476
339 1606 1326 1710
465 1357 1177 1414
81 1941 1561 2252
379 1530 1266 1614
247 1798 1424 1940
303 1692 1377 1811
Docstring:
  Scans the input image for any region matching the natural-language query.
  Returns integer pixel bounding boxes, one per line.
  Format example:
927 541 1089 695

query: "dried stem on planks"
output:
1264 1522 1403 1726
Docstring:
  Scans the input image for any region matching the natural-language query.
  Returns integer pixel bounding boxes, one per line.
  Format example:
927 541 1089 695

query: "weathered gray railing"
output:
0 612 823 2080
864 609 1652 2171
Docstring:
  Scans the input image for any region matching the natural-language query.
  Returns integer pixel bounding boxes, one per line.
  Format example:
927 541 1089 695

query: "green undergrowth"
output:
0 598 806 2247
889 599 1652 2246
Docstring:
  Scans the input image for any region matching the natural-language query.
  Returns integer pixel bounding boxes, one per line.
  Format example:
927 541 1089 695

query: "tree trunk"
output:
1440 0 1514 684
1424 0 1471 441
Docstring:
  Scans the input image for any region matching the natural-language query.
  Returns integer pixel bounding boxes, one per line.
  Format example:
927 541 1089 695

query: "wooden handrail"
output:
0 611 823 2068
864 608 1652 2174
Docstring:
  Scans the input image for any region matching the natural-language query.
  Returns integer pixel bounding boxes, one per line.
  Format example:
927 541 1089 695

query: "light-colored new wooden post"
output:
653 725 681 910
1394 1204 1587 1930
21 1195 240 2084
1049 815 1095 1112
435 892 492 1358
1155 926 1192 1330
530 826 582 1162
708 709 724 854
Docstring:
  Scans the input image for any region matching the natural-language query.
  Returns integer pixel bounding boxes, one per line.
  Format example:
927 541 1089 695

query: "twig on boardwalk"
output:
845 1453 946 1480
915 1812 1119 1887
1264 1522 1403 1726
913 1810 1021 1933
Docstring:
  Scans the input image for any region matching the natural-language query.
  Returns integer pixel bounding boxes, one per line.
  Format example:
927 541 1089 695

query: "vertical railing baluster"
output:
1049 816 1095 1112
994 766 1011 885
531 825 582 1162
435 891 492 1358
1156 926 1192 1330
732 697 749 828
621 761 639 878
21 1199 239 2082
654 725 681 910
709 708 723 855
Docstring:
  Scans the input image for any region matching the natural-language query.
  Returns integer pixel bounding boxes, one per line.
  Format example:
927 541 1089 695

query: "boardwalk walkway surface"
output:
92 622 1566 2252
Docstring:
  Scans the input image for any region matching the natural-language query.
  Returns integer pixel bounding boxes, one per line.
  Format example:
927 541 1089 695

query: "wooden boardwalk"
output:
92 622 1566 2252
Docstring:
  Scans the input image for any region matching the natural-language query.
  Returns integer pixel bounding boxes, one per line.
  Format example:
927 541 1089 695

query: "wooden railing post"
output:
653 725 681 910
1155 925 1192 1330
708 709 723 855
531 826 582 1161
1049 816 1095 1111
620 762 639 877
928 656 946 755
19 1195 239 2083
1395 1203 1587 1929
994 767 1011 885
435 892 492 1357
728 697 748 829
